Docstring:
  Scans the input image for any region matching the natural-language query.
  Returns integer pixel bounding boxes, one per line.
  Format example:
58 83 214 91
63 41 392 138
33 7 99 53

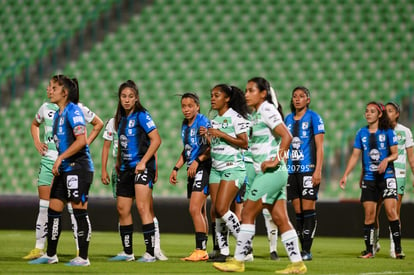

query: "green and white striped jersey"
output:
35 102 59 160
394 123 414 178
249 101 283 173
210 108 249 171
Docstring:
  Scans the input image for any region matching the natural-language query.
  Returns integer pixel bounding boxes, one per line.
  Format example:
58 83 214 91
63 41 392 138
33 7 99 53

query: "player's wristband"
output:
195 157 201 164
173 166 179 171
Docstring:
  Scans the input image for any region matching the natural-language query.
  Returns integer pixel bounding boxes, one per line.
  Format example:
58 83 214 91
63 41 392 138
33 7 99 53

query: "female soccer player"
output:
108 80 161 263
213 77 306 274
169 92 211 261
373 102 413 258
29 75 95 266
340 102 404 259
102 117 167 261
25 75 103 260
199 84 250 263
284 86 325 260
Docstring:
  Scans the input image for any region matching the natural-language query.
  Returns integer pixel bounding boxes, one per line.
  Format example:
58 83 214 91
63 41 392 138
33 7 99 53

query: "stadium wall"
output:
1 195 413 238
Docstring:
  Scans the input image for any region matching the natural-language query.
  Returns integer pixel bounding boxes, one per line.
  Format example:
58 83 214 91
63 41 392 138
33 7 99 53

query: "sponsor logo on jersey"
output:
369 149 380 161
120 135 128 148
146 121 155 128
73 116 84 124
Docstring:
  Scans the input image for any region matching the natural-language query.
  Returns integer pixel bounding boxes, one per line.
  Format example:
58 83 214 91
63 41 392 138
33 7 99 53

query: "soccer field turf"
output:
1 230 413 274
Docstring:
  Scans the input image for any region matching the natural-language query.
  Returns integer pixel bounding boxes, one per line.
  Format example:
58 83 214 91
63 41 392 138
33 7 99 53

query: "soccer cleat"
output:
65 256 90 266
373 242 380 255
136 252 156 262
208 249 220 259
244 253 254 262
23 248 44 260
207 253 228 262
301 251 312 261
28 254 58 264
108 251 135 262
275 261 307 274
213 258 245 272
358 251 374 259
390 250 396 259
395 252 405 259
181 249 209 261
270 251 280 261
154 249 168 261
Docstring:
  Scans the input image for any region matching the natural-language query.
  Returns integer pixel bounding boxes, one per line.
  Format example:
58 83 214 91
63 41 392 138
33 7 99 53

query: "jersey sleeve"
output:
353 129 362 149
78 102 96 123
68 105 86 136
388 129 398 146
34 103 47 124
138 111 157 133
404 127 414 149
311 111 325 135
200 114 211 128
102 118 115 141
233 113 249 135
262 103 283 130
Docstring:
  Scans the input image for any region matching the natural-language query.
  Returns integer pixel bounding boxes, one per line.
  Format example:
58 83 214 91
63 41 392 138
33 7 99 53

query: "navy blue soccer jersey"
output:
118 110 157 171
354 127 398 180
285 109 325 174
52 102 94 172
181 113 210 165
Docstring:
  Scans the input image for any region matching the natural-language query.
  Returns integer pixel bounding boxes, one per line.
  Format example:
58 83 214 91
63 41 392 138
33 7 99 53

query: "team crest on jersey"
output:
59 117 64 125
302 122 308 130
222 120 228 129
378 134 386 142
129 120 135 128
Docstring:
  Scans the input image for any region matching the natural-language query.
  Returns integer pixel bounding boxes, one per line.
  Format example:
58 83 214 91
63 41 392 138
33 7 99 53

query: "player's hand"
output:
52 157 62 176
135 161 145 174
261 158 280 173
101 170 110 185
378 158 388 174
169 170 177 185
35 142 48 156
339 176 347 190
187 161 198 178
312 171 321 186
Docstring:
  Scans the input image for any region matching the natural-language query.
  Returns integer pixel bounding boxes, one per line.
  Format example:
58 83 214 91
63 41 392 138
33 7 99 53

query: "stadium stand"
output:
0 0 413 200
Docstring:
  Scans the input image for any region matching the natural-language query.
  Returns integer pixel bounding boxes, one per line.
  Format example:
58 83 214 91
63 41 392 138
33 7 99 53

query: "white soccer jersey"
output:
249 101 283 173
78 102 96 124
102 117 118 158
210 108 249 171
35 102 59 160
394 123 414 178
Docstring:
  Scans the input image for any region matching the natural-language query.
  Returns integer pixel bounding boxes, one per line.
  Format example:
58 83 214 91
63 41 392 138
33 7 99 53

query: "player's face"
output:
120 87 138 115
365 104 381 124
210 88 229 112
385 104 399 123
245 81 265 110
292 89 310 111
46 80 54 99
50 82 66 105
181 97 199 122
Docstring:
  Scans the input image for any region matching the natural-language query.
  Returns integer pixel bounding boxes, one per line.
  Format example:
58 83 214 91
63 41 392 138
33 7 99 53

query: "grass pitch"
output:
1 230 413 274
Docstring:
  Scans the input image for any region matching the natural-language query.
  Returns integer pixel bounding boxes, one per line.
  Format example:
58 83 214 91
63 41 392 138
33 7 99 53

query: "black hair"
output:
248 77 284 120
114 80 146 131
366 101 392 130
53 74 79 104
211 84 249 119
290 86 310 113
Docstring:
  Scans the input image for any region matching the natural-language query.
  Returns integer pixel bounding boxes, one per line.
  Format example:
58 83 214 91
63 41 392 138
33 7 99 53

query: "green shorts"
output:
396 177 406 195
209 167 246 189
246 165 288 204
244 161 255 199
37 157 55 186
